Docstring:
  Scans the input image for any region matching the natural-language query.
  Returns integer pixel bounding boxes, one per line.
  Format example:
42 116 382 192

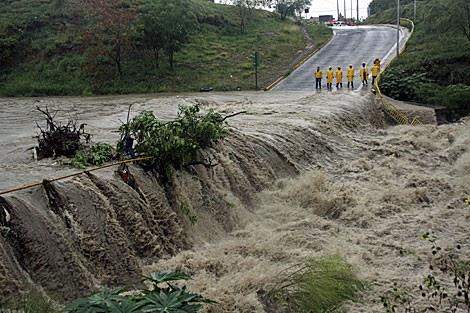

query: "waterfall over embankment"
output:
0 91 381 301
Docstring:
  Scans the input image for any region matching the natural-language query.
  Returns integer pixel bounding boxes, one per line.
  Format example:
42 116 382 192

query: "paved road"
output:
274 25 407 91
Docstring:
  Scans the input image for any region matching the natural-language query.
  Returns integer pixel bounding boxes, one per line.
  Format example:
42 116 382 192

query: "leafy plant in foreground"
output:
65 271 214 313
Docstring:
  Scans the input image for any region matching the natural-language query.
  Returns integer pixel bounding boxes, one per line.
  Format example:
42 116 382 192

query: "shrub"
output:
70 143 115 169
267 256 366 313
379 68 429 102
415 83 470 109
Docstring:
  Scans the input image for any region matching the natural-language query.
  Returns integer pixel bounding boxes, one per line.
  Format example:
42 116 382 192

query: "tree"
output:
274 0 311 20
232 0 270 33
140 0 197 69
138 2 166 69
83 0 136 78
447 0 470 42
161 0 198 69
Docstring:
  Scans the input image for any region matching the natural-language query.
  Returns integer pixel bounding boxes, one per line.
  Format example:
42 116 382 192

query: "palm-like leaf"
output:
64 288 134 313
144 272 192 286
138 289 202 313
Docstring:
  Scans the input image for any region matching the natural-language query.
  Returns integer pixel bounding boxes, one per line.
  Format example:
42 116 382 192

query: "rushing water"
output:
0 91 469 312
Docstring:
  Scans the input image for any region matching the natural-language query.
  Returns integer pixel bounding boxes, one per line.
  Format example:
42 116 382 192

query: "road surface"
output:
274 25 408 91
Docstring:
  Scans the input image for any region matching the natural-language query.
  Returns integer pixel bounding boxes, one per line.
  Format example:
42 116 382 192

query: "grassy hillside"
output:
0 0 328 96
367 0 470 110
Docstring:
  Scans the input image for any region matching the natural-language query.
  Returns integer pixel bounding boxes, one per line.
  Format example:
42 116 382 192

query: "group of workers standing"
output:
313 59 381 91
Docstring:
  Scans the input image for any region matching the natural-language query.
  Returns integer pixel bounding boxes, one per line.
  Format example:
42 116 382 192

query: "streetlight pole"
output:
357 0 359 21
351 0 353 21
344 0 346 20
397 0 400 57
337 0 340 20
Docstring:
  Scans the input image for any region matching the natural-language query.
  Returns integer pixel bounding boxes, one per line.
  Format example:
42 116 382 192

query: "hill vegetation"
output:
367 0 470 111
0 0 327 96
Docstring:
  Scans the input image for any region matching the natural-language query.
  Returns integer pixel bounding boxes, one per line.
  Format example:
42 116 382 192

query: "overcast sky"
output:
216 0 374 20
306 0 373 20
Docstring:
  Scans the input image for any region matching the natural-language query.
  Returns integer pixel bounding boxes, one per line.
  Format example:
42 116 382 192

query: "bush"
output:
70 143 115 169
267 256 366 313
379 67 429 102
414 83 470 109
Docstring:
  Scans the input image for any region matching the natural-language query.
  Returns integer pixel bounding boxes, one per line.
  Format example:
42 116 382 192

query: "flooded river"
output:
0 91 469 312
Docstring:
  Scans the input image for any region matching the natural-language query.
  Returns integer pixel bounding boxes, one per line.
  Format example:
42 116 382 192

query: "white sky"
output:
305 0 373 20
215 0 373 20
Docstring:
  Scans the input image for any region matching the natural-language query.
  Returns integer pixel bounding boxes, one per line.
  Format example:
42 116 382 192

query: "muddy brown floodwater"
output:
0 91 469 312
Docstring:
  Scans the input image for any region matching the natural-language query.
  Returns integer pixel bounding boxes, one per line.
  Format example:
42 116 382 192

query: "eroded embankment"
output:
0 92 381 301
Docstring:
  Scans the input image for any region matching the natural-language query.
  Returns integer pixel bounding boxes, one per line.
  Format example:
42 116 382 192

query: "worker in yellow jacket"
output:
335 66 343 89
314 66 323 89
347 64 355 89
371 58 381 85
360 63 369 86
326 66 334 91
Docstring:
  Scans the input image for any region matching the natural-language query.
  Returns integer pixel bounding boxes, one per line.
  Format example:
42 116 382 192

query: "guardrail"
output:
374 18 422 126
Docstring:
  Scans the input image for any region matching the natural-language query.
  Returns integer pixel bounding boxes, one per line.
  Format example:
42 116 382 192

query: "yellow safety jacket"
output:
335 69 343 82
314 70 323 79
347 68 354 81
371 64 380 77
326 70 334 83
360 67 369 80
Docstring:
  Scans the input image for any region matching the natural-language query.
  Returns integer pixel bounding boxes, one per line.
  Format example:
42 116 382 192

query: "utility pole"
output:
413 0 417 20
357 0 359 21
337 0 340 20
351 0 353 21
344 0 346 20
397 0 400 57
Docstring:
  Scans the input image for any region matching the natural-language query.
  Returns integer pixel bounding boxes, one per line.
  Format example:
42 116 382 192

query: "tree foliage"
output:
231 0 270 33
118 104 228 177
82 0 136 78
368 0 414 16
274 0 312 20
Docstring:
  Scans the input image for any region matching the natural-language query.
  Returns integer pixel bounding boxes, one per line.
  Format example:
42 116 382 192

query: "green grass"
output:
268 256 366 313
306 24 333 48
0 0 309 96
367 0 470 110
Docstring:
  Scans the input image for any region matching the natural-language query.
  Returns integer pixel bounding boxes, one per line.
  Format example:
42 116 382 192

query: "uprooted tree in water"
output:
35 106 115 168
34 103 244 173
35 106 90 159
